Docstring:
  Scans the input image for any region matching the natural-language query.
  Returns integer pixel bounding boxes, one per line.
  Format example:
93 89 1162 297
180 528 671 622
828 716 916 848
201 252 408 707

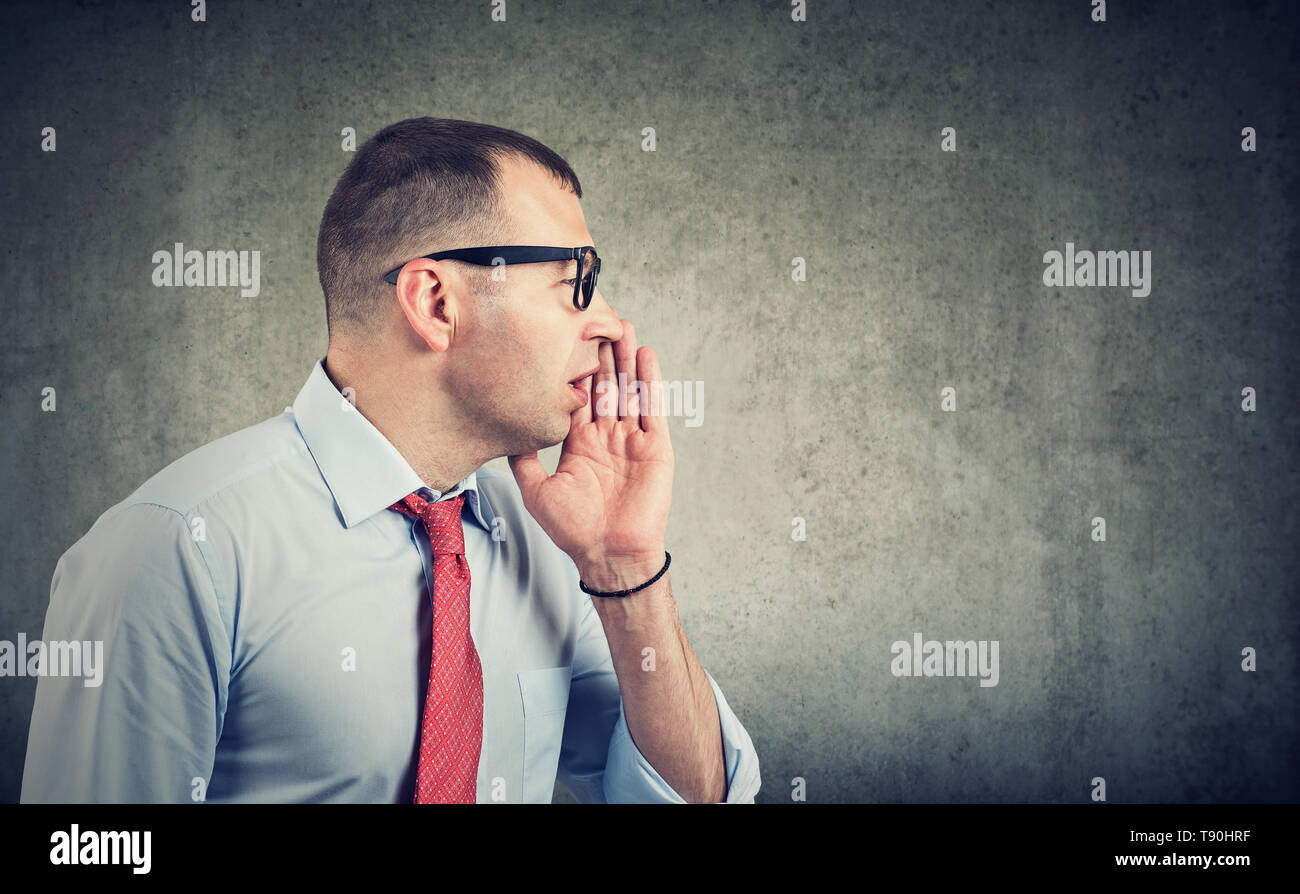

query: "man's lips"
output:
567 365 599 385
567 380 590 407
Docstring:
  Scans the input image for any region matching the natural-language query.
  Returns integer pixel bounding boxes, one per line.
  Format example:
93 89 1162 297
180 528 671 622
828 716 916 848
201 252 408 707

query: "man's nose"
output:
586 288 623 339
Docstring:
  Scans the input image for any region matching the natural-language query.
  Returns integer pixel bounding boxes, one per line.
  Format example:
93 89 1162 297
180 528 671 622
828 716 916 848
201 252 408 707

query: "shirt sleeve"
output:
20 502 231 803
555 581 761 804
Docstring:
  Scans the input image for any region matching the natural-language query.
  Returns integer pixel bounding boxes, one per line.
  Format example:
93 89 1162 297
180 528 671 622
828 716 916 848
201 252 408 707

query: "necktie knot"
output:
391 491 466 556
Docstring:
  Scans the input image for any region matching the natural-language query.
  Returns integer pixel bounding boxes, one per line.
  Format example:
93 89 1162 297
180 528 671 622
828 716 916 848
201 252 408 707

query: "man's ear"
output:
392 261 457 352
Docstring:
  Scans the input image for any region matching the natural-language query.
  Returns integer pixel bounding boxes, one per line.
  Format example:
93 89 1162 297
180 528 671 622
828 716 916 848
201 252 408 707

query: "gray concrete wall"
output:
1 0 1296 803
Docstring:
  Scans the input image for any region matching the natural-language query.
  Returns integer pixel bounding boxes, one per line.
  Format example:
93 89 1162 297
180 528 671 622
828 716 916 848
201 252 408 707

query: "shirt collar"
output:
290 358 494 531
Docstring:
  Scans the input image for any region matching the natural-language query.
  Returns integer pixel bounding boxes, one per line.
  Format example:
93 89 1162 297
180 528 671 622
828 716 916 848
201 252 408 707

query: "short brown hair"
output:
316 117 583 337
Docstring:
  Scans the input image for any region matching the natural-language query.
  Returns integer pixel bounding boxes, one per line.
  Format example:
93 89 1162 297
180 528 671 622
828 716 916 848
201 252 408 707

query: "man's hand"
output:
508 320 674 590
510 321 725 803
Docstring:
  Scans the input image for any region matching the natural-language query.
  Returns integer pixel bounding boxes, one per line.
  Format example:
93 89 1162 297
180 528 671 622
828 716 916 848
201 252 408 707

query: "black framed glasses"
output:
382 245 601 310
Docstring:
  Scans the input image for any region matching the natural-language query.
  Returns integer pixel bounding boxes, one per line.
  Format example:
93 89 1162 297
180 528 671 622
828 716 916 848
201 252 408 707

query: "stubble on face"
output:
444 276 573 460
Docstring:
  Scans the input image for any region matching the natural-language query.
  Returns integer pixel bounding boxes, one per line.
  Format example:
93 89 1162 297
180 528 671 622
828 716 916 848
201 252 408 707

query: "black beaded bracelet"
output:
579 551 671 598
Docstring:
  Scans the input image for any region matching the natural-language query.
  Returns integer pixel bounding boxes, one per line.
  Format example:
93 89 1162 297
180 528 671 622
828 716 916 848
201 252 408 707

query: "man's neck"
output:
322 351 496 494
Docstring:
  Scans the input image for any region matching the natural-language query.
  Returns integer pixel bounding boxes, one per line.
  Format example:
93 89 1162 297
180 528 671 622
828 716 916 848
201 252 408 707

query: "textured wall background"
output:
2 0 1297 803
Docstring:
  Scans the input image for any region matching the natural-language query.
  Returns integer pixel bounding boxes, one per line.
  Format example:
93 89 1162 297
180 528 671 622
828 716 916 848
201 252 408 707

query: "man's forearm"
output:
580 566 726 803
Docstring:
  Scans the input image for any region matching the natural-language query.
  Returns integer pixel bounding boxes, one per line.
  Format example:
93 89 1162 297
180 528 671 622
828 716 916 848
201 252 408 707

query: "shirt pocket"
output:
518 665 574 803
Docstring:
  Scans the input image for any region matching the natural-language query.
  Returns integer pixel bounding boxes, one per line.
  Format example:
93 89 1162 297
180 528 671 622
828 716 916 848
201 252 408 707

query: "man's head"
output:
316 117 623 465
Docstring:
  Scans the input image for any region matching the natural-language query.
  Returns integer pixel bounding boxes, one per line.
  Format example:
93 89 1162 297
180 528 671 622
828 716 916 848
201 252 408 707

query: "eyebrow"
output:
549 257 587 278
541 253 594 278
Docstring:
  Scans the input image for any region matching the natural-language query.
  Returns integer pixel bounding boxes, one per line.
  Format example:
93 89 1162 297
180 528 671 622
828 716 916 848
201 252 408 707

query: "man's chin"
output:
504 420 570 457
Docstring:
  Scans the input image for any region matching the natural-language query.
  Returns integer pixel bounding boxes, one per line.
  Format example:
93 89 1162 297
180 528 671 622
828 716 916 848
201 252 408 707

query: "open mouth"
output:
566 366 597 406
567 381 589 406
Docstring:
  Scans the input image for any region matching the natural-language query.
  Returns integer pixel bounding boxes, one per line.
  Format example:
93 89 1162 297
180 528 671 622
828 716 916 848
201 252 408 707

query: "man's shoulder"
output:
50 410 313 589
111 409 312 520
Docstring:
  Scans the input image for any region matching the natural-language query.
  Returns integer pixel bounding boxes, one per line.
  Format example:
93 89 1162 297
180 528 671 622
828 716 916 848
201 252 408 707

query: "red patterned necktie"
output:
389 490 483 803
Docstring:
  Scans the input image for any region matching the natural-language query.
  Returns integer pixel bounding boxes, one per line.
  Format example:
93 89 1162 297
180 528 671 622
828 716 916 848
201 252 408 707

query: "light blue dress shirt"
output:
20 359 761 803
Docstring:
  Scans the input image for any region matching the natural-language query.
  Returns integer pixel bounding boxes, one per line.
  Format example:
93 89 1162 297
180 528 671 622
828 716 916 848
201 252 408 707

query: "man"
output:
20 117 761 803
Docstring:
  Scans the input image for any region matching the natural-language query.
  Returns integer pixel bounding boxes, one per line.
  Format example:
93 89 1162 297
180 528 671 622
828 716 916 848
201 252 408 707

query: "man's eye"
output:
562 278 577 286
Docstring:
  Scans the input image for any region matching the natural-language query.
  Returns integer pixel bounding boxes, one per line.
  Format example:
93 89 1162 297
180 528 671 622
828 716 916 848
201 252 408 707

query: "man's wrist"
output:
574 548 667 593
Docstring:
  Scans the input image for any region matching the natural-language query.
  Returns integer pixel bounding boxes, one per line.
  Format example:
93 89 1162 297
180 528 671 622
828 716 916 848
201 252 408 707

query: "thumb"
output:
507 452 548 500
